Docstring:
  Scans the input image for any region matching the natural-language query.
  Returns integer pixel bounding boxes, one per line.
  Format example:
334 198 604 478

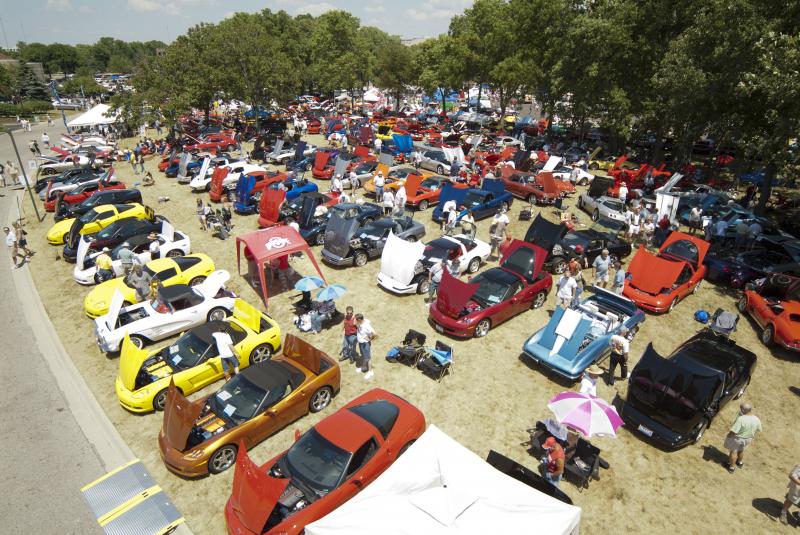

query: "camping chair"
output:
706 308 738 338
416 341 453 382
563 437 603 491
385 329 427 367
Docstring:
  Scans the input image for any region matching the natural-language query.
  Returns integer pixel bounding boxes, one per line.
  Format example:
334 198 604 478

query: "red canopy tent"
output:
235 226 326 307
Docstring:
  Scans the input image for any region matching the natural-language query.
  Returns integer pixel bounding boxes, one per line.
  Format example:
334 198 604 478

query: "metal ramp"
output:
81 459 185 535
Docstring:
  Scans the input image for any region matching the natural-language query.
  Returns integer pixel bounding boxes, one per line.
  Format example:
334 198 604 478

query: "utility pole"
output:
3 131 44 222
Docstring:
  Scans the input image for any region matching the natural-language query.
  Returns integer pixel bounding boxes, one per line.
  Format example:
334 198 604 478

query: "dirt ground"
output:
19 133 800 534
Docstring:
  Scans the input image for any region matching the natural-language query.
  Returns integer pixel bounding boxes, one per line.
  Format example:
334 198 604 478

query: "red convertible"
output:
429 240 552 337
500 169 559 205
184 133 237 153
623 232 709 313
739 274 800 352
43 179 126 212
224 388 425 535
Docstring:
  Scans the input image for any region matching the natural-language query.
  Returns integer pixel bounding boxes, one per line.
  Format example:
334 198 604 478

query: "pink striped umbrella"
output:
547 391 624 437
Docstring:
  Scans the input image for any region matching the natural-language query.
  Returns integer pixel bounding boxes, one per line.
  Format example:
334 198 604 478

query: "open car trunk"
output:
524 215 567 259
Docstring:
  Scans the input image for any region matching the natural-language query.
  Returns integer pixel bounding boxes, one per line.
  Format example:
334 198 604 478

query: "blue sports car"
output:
522 287 645 381
432 178 513 223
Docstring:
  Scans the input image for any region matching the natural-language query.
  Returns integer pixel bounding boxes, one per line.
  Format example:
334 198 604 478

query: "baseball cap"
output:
543 437 557 449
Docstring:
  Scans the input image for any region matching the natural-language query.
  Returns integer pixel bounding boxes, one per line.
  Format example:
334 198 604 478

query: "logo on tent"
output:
265 236 290 250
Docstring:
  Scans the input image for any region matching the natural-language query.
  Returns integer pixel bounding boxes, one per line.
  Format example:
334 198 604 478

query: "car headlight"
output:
462 316 477 324
94 300 106 308
185 449 206 460
552 244 563 256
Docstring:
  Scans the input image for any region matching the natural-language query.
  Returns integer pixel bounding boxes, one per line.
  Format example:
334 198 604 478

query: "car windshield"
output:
560 233 589 248
604 199 624 212
421 177 443 190
79 208 100 223
209 373 266 425
166 332 213 370
462 192 484 207
354 163 372 173
471 273 511 306
285 428 350 493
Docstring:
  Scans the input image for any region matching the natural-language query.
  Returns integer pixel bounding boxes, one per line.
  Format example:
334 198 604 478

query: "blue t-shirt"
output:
614 270 625 287
593 255 611 275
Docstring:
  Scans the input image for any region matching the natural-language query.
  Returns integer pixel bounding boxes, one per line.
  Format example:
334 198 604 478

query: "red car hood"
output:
404 174 424 196
314 151 331 171
258 188 286 225
229 443 289 535
627 245 684 294
435 271 480 318
161 381 204 451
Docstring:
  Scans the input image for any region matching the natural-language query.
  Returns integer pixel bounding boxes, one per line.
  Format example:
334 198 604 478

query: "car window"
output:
116 204 133 211
173 256 201 271
347 400 400 440
345 438 379 479
154 267 177 281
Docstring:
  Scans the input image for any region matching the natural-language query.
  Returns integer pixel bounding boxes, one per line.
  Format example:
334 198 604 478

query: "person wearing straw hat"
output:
607 327 630 385
580 365 603 396
147 232 161 259
541 437 565 488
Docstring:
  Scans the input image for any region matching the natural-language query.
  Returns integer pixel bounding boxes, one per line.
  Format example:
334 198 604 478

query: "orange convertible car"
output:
739 274 800 352
158 334 340 477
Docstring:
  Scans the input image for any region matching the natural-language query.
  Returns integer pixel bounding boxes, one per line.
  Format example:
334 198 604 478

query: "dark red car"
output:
184 134 237 153
224 388 425 535
43 179 126 212
500 169 560 205
429 240 552 338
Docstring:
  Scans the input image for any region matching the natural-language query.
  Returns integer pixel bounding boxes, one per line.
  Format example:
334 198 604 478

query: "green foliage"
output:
0 100 53 117
60 75 105 96
15 39 166 76
0 65 15 99
15 63 49 101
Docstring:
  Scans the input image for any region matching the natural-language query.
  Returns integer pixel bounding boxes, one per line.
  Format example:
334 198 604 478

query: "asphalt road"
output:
0 120 103 534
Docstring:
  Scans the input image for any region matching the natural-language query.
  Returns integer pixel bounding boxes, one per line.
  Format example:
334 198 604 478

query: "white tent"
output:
305 425 581 535
67 104 118 127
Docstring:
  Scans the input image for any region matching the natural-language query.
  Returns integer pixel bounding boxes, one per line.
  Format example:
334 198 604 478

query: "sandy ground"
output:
18 133 800 534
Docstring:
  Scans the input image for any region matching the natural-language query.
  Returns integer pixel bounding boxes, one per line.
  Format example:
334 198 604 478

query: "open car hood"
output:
538 172 560 197
118 333 149 391
210 166 229 191
161 381 204 451
324 214 360 258
627 246 684 294
501 240 546 281
435 271 480 318
233 298 262 332
380 232 425 285
542 155 562 172
282 333 327 375
404 174 424 196
195 270 231 298
436 183 468 212
314 151 331 170
258 188 286 225
588 176 615 198
229 442 290 535
524 214 567 254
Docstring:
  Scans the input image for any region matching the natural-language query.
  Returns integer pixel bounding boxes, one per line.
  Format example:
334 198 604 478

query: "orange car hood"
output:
282 333 327 375
537 172 560 196
404 174 424 197
435 271 480 319
161 381 204 451
210 167 229 192
628 246 684 294
258 188 286 225
229 442 289 534
314 151 331 171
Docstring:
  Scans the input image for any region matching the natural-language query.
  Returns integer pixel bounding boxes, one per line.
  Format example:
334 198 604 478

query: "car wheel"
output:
737 295 748 312
692 281 701 294
153 388 169 411
532 291 547 309
552 257 567 274
592 209 599 222
668 298 678 312
437 165 444 175
734 378 750 400
418 200 429 211
208 444 238 474
207 307 229 322
761 325 774 346
309 386 333 413
467 257 481 273
474 319 491 338
417 279 430 295
354 251 368 267
579 177 589 186
250 343 273 364
315 232 325 246
189 276 206 287
226 145 235 153
129 335 146 349
304 162 312 171
577 197 583 209
527 193 537 204
165 249 184 258
589 163 599 171
398 440 416 456
405 235 417 243
692 418 709 444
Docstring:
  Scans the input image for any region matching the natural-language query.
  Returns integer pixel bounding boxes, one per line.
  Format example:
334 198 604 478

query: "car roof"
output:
314 409 380 453
158 284 193 302
238 360 298 391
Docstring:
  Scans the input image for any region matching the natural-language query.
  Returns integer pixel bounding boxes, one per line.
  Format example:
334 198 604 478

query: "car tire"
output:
405 235 417 243
761 325 774 346
129 335 146 349
418 200 429 211
309 386 333 413
532 291 547 309
207 307 229 322
579 177 589 186
500 202 509 213
467 257 481 274
437 165 444 175
589 163 599 170
250 343 273 364
153 388 169 411
189 276 206 287
692 418 709 444
416 278 430 295
527 193 538 204
315 233 325 246
226 145 235 153
304 162 312 171
737 295 748 312
592 209 599 222
734 378 750 400
165 249 184 258
208 444 238 474
354 251 368 267
577 197 583 209
552 257 567 274
474 319 491 338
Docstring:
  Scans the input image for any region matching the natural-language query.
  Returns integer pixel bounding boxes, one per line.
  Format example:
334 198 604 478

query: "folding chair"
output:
386 329 426 367
417 340 453 382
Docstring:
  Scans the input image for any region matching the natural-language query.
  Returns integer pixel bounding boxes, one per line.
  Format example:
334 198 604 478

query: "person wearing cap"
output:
374 171 385 200
95 248 114 282
723 402 762 473
607 327 630 385
117 243 135 275
331 173 343 194
592 248 612 288
148 232 161 259
541 437 565 487
580 365 603 396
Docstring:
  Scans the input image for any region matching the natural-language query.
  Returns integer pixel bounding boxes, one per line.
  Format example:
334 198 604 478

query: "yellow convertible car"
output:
83 253 215 318
46 203 154 245
115 299 281 412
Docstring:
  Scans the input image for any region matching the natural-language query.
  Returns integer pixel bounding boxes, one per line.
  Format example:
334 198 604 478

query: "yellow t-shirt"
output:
96 253 112 270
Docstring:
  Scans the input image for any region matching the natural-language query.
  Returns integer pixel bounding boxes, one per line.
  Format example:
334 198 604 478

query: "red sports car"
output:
429 240 552 337
623 231 709 313
224 388 425 535
306 119 322 134
311 149 338 180
739 274 800 352
403 174 466 211
184 134 237 153
43 179 126 212
158 154 181 172
500 170 559 205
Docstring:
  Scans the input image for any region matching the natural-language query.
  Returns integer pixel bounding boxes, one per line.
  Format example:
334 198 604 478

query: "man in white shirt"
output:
427 259 445 302
374 171 385 200
4 226 25 267
607 327 630 385
555 273 577 309
374 137 382 153
715 218 729 241
355 314 376 380
441 198 457 231
348 169 359 189
394 185 407 215
580 365 603 396
212 326 240 381
688 206 702 235
331 174 343 194
148 232 161 259
618 183 628 204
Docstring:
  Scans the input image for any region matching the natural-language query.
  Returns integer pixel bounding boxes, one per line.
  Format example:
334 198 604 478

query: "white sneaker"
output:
363 371 374 380
355 367 363 374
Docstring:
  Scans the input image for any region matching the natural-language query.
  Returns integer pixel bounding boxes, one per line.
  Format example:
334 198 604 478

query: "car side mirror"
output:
294 429 301 442
267 408 278 416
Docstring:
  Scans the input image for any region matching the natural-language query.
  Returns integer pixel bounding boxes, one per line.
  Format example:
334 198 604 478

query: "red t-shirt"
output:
546 444 565 474
343 315 357 335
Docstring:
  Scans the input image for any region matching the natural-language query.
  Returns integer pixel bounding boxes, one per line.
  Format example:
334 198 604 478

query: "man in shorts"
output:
212 324 240 381
592 249 612 288
778 463 800 524
723 402 762 473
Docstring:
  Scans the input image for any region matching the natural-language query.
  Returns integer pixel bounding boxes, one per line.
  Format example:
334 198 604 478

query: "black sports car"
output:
621 332 757 450
56 189 143 222
63 214 165 263
524 214 632 274
300 202 382 246
704 236 800 287
35 166 100 193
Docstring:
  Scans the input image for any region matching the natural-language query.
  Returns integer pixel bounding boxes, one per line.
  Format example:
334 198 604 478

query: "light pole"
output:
3 130 44 222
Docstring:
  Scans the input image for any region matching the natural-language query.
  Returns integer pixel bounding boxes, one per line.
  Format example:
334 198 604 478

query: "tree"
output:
15 63 49 101
413 36 463 112
374 37 415 110
0 65 15 99
60 75 104 96
310 11 365 96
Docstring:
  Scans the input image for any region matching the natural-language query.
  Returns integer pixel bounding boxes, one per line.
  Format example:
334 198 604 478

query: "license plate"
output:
637 424 653 437
434 324 444 333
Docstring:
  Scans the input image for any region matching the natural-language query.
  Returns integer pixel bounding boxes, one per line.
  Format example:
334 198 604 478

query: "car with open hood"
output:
158 334 341 477
429 240 552 338
115 299 280 413
84 253 215 318
275 191 338 226
224 388 425 535
377 233 491 295
321 215 426 267
191 162 265 192
362 166 418 195
576 176 626 221
500 170 560 205
35 166 101 193
739 274 800 351
235 174 316 215
621 332 756 449
303 202 382 247
62 209 165 263
73 221 191 285
52 188 142 222
265 140 317 164
704 236 800 288
522 288 645 380
403 174 465 211
525 214 632 274
46 203 154 246
431 178 513 223
623 232 710 313
94 270 236 353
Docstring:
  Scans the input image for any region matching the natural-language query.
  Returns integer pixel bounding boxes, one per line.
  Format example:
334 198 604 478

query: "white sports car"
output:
73 221 191 285
377 233 491 295
267 141 317 164
577 193 627 222
551 165 594 186
189 162 264 192
94 270 236 353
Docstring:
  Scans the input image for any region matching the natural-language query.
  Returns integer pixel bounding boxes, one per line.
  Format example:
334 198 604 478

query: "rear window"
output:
347 400 399 440
173 256 201 270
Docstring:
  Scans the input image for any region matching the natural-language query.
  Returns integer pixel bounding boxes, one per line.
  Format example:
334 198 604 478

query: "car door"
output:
338 436 384 502
505 280 532 319
184 341 222 389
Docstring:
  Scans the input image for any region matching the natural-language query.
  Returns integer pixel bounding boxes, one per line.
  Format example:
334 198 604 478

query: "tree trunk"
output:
476 82 482 112
755 160 776 215
204 101 210 124
441 87 446 115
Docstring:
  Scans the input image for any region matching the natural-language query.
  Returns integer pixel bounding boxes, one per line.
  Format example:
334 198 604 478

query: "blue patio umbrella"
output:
294 276 325 292
317 284 347 301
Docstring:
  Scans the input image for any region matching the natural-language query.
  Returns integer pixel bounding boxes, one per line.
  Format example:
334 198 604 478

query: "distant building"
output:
0 52 46 81
401 37 432 46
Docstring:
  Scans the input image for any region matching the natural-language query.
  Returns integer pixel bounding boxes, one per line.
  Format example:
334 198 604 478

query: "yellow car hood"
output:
85 278 136 315
118 334 150 391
